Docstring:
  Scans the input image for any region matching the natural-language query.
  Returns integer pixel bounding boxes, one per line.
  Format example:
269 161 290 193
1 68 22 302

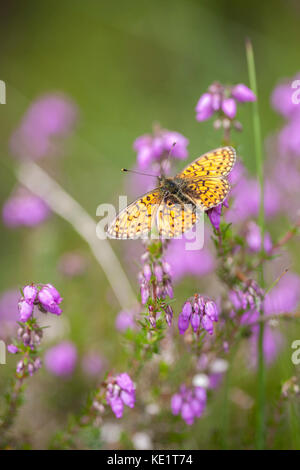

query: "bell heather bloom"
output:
2 189 50 228
38 284 63 315
171 385 206 425
133 126 189 170
17 282 63 322
106 373 136 419
45 341 77 377
229 280 264 315
195 81 256 126
178 295 219 336
207 199 228 231
245 221 272 254
10 93 78 160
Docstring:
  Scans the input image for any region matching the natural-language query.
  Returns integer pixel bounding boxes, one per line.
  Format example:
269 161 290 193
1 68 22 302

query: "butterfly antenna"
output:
121 168 158 178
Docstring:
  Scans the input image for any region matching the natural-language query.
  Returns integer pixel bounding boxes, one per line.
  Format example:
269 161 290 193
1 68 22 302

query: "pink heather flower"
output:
264 272 300 315
23 285 38 304
171 385 206 425
7 344 19 354
18 299 33 322
116 372 135 393
195 81 256 123
171 393 183 415
10 93 78 160
231 84 256 102
115 310 135 332
207 203 222 231
195 93 214 121
222 98 237 119
38 285 62 315
106 373 136 418
2 190 50 228
245 221 272 254
205 300 219 322
82 352 105 377
45 341 77 377
133 127 189 170
278 116 300 157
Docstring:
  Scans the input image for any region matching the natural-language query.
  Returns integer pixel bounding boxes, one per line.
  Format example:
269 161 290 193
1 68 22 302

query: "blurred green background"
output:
0 0 300 449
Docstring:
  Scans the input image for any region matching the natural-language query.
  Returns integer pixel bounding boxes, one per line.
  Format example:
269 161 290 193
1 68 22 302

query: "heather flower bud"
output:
178 314 189 335
190 312 201 332
143 264 152 282
201 314 214 335
38 286 62 315
182 301 192 319
154 264 163 283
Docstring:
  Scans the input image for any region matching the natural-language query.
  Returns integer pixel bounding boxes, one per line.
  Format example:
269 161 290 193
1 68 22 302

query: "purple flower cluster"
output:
229 280 263 315
195 82 255 124
18 283 63 322
171 385 206 425
2 189 50 228
106 373 136 419
133 126 189 170
7 316 44 378
45 341 77 377
10 93 78 160
178 295 219 336
138 249 174 327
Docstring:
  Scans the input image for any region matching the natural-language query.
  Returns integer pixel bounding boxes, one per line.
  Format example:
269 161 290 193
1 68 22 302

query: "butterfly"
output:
107 146 236 239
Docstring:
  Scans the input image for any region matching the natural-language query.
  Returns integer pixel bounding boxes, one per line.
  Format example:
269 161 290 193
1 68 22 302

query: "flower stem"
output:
246 38 266 450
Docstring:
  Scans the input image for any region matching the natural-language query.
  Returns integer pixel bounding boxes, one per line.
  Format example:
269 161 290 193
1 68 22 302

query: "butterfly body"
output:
107 146 236 239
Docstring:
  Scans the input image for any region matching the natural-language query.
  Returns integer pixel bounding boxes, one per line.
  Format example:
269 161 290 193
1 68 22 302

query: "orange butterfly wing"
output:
177 146 236 179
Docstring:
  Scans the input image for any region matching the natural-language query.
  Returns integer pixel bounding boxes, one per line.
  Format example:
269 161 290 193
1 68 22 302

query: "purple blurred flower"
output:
226 166 281 223
195 93 215 121
231 84 256 103
38 284 62 315
133 127 189 170
171 385 206 425
45 341 77 377
82 352 105 377
245 221 272 254
2 189 50 228
264 272 300 316
278 116 300 157
10 93 78 160
7 344 19 354
222 98 237 119
115 310 135 332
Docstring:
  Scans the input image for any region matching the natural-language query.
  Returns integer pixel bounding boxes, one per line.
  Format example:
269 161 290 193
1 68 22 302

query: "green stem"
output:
246 38 266 450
